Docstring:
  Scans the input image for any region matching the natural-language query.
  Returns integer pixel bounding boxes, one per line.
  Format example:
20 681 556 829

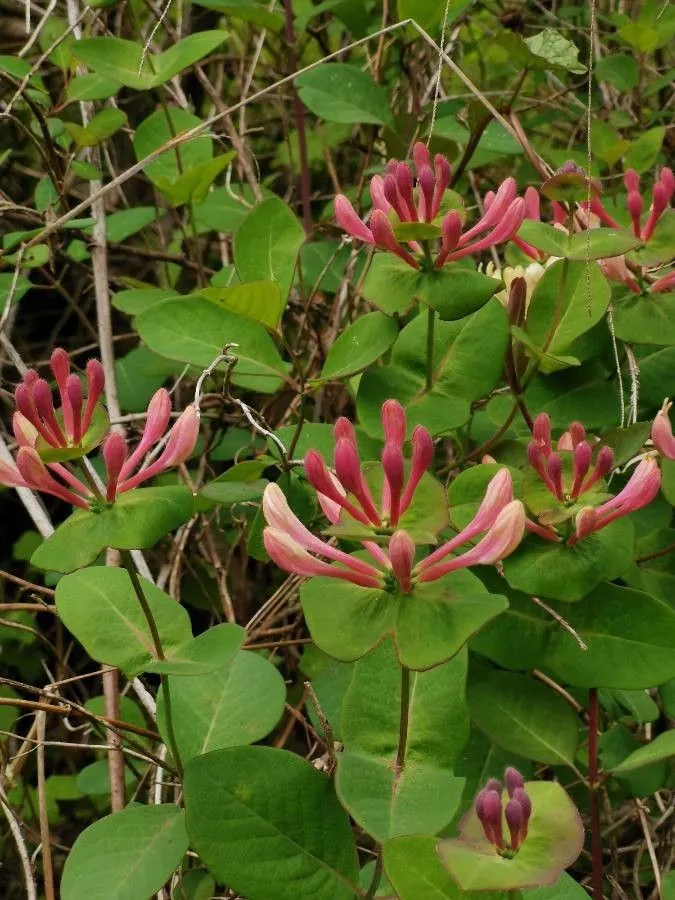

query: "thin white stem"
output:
0 784 37 900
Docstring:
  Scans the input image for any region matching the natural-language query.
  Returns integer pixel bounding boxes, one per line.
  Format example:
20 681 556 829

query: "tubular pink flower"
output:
50 348 75 439
263 528 383 588
0 457 29 489
334 195 374 244
588 197 619 229
103 433 127 503
31 380 67 447
382 442 405 525
533 412 552 454
305 450 372 526
579 445 614 493
546 453 564 501
262 483 383 579
119 389 173 481
15 447 88 509
599 255 641 294
118 405 199 492
570 441 592 498
382 399 407 447
370 210 420 269
592 457 661 524
334 438 381 525
394 163 417 220
418 468 514 571
446 199 524 262
643 182 668 241
661 167 675 199
47 462 89 497
652 402 675 458
650 271 675 294
528 441 559 498
476 788 505 850
525 517 560 542
569 507 597 546
505 767 525 797
81 359 105 434
384 174 410 222
412 142 431 172
417 500 525 582
389 529 415 593
417 165 435 222
65 374 83 444
569 421 586 446
460 178 517 245
12 412 37 448
432 154 451 218
435 211 463 268
627 191 643 237
624 169 639 193
334 416 358 445
400 425 434 514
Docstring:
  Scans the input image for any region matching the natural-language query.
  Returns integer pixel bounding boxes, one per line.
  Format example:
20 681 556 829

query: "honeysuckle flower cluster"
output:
262 400 526 591
475 768 532 856
526 413 661 546
0 349 199 510
334 142 527 271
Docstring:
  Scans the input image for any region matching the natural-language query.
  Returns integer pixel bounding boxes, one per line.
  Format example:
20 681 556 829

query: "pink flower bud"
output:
580 445 615 493
523 186 540 221
118 406 199 492
504 767 525 797
627 190 643 238
660 167 675 200
652 403 675 459
369 175 390 214
395 163 417 221
624 169 639 193
12 412 36 448
476 788 504 849
650 271 675 294
119 388 173 482
22 369 39 388
32 380 66 447
49 347 70 389
461 177 518 245
569 421 586 446
334 417 357 445
400 426 434 515
643 182 669 241
505 798 524 850
551 201 567 225
546 453 564 501
65 374 83 444
382 442 405 526
412 142 431 173
571 441 592 498
384 174 409 222
557 431 574 452
593 457 661 529
389 529 415 593
485 778 503 794
381 399 407 447
334 438 381 525
435 211 463 268
432 154 451 218
589 196 619 228
103 433 127 502
334 195 374 243
0 457 28 489
513 787 532 825
15 447 88 508
370 210 420 269
532 413 552 454
81 359 105 435
305 450 372 527
263 527 382 588
417 165 435 222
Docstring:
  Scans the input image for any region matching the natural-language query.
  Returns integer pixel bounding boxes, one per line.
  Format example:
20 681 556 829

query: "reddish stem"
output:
588 688 603 900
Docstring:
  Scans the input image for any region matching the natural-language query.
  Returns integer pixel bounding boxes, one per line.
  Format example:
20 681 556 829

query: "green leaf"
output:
613 292 675 345
516 221 569 257
594 54 639 91
384 835 480 900
544 583 675 689
154 152 236 206
200 281 284 330
610 730 675 774
295 63 393 126
64 108 127 148
184 747 359 900
145 622 245 676
631 210 675 265
523 28 586 73
73 32 227 89
61 804 189 900
55 566 192 676
112 287 180 315
468 670 580 765
357 300 509 437
66 73 120 102
133 109 212 188
234 197 304 301
525 260 610 370
103 207 158 244
438 781 584 891
362 256 499 320
157 649 285 761
625 126 666 173
191 0 284 30
31 486 195 573
336 640 467 840
302 568 507 671
318 312 398 382
503 518 635 603
397 0 473 32
661 458 675 505
135 296 291 393
566 228 642 260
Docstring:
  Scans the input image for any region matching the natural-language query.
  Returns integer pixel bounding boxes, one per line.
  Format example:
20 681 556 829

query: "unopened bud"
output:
389 529 415 593
571 440 592 498
65 374 83 444
624 168 639 193
382 442 405 526
505 798 524 850
417 165 435 222
569 421 586 446
476 788 504 849
504 767 525 797
507 277 527 327
532 413 551 454
412 142 431 173
103 433 127 502
546 452 564 500
381 399 407 447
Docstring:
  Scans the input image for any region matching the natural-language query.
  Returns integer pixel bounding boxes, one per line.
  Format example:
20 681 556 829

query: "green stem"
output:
364 850 383 900
425 305 435 393
395 665 411 778
122 552 183 777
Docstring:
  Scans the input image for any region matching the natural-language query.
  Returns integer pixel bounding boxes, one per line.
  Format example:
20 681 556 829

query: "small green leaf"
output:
594 54 639 91
624 127 666 173
64 107 127 148
566 228 642 260
61 805 189 900
318 312 398 382
133 108 212 187
145 622 245 676
516 221 569 257
234 197 304 301
468 670 580 765
524 28 586 73
191 0 284 31
295 63 393 126
184 747 359 900
154 152 236 206
56 566 192 676
610 730 675 774
66 73 120 102
200 281 284 330
613 292 675 346
157 649 285 761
